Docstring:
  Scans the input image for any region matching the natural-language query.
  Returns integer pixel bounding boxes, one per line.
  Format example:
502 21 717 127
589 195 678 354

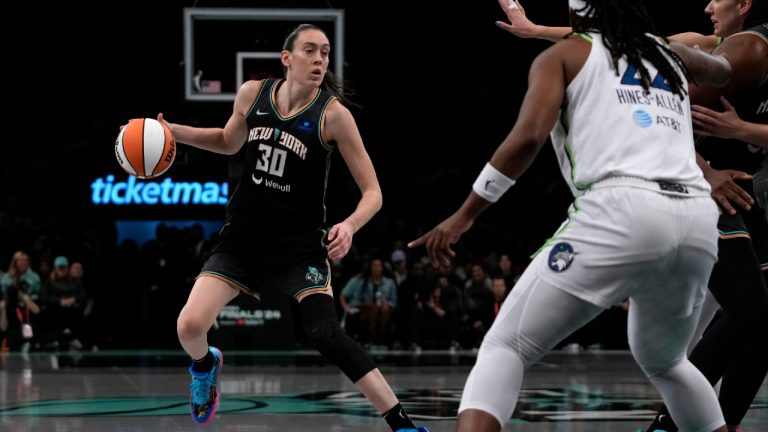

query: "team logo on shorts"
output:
305 266 324 284
548 242 576 272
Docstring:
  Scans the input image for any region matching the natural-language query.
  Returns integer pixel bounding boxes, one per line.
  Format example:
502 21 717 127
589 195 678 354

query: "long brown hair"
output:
6 251 30 282
282 23 360 109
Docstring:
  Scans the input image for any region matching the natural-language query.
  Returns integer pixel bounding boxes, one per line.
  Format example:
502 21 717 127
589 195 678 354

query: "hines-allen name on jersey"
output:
615 88 684 116
248 126 308 160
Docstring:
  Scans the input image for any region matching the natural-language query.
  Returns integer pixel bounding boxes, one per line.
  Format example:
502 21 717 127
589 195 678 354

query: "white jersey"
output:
550 32 710 197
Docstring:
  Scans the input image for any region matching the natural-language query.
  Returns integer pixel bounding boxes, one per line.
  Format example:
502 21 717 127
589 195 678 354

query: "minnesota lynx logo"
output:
548 242 576 272
305 266 324 284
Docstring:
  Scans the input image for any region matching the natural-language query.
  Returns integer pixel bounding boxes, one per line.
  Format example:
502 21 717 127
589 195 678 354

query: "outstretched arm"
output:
163 80 263 155
495 0 571 42
496 0 719 52
669 41 731 88
409 44 567 266
693 97 768 149
323 101 383 261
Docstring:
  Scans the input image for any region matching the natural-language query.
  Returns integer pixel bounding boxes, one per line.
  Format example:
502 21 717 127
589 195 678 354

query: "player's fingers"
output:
728 170 752 180
715 194 737 215
720 96 735 111
426 233 442 268
693 129 713 137
327 225 339 241
408 234 428 248
495 21 515 32
691 105 718 117
725 185 753 209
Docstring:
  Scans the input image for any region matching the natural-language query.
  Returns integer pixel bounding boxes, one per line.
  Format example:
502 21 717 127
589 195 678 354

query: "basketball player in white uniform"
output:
410 1 733 431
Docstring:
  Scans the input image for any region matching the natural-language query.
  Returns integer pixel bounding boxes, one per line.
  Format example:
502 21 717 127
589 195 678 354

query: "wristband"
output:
472 163 516 202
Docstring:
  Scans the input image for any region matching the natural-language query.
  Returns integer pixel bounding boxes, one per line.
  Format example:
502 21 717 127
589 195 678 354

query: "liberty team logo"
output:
305 266 324 284
548 242 576 272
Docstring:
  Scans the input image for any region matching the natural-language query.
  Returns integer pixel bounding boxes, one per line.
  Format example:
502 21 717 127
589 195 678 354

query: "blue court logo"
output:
633 110 653 128
548 242 576 272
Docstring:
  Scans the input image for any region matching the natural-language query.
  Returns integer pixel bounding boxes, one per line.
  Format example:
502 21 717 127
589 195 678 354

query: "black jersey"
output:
226 79 336 235
697 24 768 175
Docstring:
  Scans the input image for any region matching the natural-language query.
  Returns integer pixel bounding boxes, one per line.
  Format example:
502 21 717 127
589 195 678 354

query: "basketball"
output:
115 118 176 179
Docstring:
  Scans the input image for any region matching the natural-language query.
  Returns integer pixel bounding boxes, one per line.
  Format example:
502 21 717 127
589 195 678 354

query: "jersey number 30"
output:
256 143 287 177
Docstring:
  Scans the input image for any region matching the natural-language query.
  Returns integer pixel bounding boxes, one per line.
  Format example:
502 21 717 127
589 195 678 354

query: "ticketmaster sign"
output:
91 175 228 205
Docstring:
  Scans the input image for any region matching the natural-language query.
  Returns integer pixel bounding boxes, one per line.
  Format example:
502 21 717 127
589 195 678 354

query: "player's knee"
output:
482 327 539 367
177 312 208 340
303 318 374 382
304 318 339 348
629 343 684 377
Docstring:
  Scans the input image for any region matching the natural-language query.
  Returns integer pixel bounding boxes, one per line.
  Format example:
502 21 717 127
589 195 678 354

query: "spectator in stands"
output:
423 275 463 351
391 249 408 286
1 251 42 302
0 269 41 351
340 257 397 346
490 275 509 319
393 261 430 351
461 263 495 348
43 256 87 349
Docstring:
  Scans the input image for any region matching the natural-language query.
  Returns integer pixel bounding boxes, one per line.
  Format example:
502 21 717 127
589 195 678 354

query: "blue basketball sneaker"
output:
396 427 429 432
188 346 223 423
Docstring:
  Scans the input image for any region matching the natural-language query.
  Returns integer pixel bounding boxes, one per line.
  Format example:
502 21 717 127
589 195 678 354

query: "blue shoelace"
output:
190 373 212 405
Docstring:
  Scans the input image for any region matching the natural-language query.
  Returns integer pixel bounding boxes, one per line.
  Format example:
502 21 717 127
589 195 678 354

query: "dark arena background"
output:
1 1 766 431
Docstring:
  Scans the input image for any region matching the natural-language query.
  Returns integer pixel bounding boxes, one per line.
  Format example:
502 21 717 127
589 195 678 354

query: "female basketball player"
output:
409 0 732 431
157 24 427 432
497 2 768 431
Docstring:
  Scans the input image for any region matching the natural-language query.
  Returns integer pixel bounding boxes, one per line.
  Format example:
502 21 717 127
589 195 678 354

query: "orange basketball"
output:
115 118 176 179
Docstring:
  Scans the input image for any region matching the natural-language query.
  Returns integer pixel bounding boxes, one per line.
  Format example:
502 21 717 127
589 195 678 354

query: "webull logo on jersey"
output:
252 175 292 193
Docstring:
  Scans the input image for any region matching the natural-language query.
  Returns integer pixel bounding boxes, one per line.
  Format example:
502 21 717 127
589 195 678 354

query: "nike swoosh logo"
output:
252 174 263 185
256 109 270 116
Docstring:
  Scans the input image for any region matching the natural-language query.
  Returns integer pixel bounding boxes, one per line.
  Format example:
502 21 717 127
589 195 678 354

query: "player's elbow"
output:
708 56 731 88
369 189 383 213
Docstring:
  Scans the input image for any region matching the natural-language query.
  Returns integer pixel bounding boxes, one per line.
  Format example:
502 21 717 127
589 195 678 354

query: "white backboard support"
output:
184 8 345 102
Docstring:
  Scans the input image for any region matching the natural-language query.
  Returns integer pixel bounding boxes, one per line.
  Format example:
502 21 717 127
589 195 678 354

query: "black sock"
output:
383 403 415 431
646 408 678 432
191 350 214 373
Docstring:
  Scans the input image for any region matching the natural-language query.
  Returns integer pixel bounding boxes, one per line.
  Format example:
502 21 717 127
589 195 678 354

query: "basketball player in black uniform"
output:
645 2 768 431
156 24 427 432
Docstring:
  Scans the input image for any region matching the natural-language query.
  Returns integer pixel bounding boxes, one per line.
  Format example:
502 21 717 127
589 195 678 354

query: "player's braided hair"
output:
743 0 768 29
283 24 359 109
571 0 692 99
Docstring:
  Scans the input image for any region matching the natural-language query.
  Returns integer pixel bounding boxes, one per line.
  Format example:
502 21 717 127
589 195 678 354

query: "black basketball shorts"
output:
198 224 332 300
